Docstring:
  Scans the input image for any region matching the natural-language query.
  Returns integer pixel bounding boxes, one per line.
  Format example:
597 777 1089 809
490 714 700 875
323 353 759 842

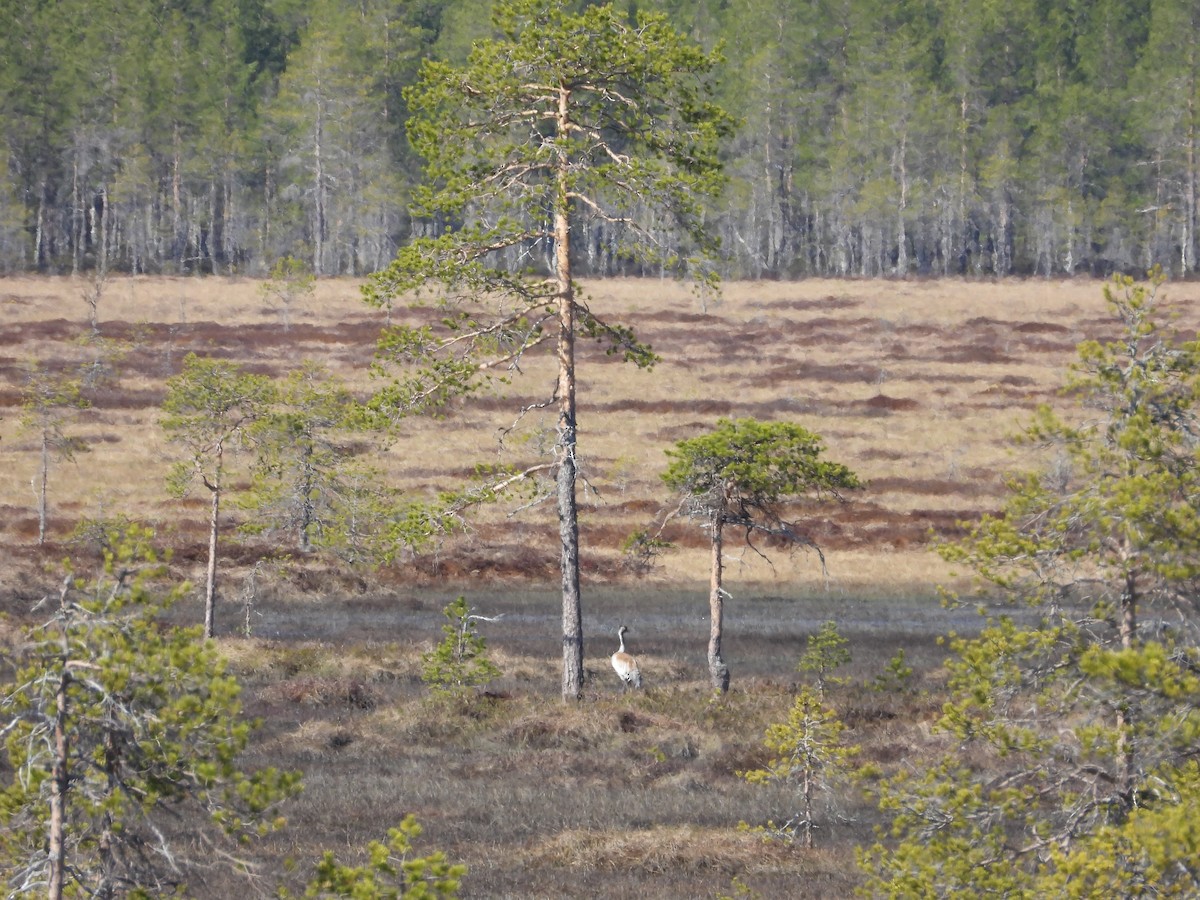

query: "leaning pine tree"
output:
861 272 1200 895
362 0 733 701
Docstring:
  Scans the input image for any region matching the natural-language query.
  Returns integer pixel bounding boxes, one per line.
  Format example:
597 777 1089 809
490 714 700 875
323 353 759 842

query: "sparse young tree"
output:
362 0 733 702
421 596 502 704
259 255 315 332
80 270 107 336
243 361 356 554
243 362 452 571
740 686 860 849
19 364 90 545
0 528 300 898
798 620 851 701
320 465 440 572
661 418 861 692
162 353 274 638
862 273 1200 895
289 814 465 899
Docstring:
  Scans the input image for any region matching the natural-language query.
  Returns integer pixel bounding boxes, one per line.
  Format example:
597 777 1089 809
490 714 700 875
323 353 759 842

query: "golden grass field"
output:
6 273 1192 598
3 274 1199 897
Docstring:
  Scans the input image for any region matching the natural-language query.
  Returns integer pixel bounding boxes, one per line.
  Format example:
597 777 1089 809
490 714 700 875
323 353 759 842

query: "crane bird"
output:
611 624 643 691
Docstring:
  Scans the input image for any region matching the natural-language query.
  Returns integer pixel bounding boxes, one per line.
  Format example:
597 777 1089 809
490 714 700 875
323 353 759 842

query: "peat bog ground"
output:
2 275 1198 897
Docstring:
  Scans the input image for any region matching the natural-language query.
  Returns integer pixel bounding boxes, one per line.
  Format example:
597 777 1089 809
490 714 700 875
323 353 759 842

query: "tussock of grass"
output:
523 825 797 874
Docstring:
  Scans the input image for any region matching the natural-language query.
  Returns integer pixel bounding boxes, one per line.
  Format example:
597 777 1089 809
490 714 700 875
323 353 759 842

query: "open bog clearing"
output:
5 274 1189 594
2 275 1196 897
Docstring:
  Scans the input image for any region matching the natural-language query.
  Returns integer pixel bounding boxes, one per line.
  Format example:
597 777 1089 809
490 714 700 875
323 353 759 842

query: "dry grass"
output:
6 272 1188 595
4 274 1200 897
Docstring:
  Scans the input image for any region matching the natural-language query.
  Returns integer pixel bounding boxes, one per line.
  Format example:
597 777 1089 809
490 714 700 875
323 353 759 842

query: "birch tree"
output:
363 0 732 702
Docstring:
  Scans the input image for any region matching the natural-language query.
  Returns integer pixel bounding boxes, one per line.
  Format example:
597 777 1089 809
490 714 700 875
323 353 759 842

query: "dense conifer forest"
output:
1 0 1196 279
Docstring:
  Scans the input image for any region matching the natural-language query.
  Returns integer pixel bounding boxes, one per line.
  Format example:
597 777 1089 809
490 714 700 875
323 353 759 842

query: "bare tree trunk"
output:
173 124 184 273
204 463 222 639
71 154 82 276
313 95 326 275
708 516 730 693
802 766 814 849
958 93 970 276
39 430 49 545
1186 88 1196 274
555 85 584 703
299 441 314 553
99 185 110 278
896 131 908 276
48 580 72 900
48 666 70 900
35 180 46 270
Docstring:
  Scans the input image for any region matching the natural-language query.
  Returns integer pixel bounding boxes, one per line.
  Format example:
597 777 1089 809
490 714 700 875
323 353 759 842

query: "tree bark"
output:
48 666 69 900
39 430 49 545
708 516 730 693
555 84 584 702
204 448 223 639
35 180 46 271
299 439 314 553
173 123 183 273
1116 565 1138 809
48 582 72 900
802 765 814 849
313 91 327 276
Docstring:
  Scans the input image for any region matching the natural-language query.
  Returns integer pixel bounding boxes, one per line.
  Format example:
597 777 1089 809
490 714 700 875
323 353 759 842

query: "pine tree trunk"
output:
71 154 82 276
1116 566 1138 808
555 85 584 703
39 430 49 545
204 477 221 640
48 581 72 900
173 124 183 273
99 185 110 277
313 100 326 276
48 669 69 900
896 131 908 276
299 440 314 553
35 180 45 270
708 516 730 693
802 765 814 849
1186 89 1196 273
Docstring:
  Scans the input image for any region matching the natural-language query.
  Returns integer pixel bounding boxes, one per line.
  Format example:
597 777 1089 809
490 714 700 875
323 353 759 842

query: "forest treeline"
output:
2 0 1197 280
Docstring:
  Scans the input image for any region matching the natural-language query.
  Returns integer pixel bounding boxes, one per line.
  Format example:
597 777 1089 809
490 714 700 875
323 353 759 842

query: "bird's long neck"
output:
618 631 626 653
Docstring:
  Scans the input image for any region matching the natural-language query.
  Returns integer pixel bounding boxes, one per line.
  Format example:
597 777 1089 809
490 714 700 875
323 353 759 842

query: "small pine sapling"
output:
619 529 672 577
420 597 501 702
287 814 465 899
872 649 914 694
740 687 860 849
20 364 91 545
797 620 851 700
260 255 315 332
